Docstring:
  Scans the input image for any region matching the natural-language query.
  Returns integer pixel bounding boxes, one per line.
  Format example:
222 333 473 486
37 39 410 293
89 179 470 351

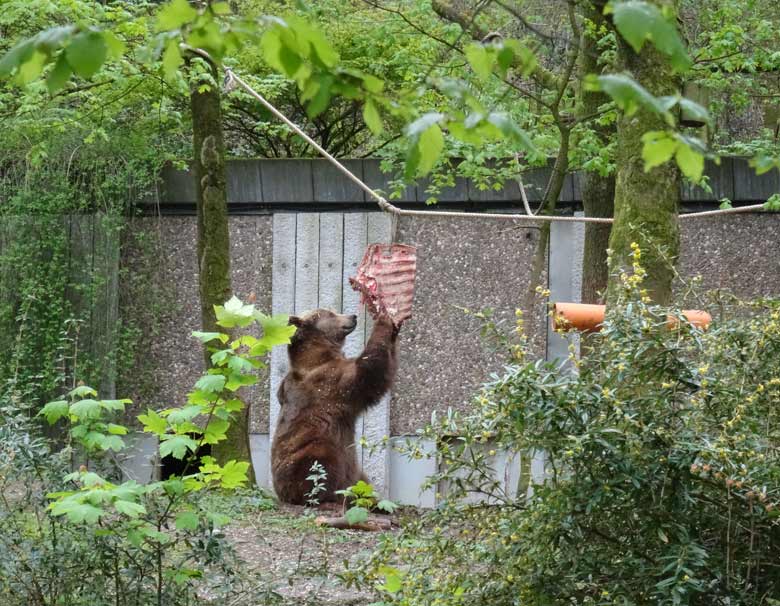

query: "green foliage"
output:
349 263 780 605
608 1 691 71
336 480 398 525
15 295 295 605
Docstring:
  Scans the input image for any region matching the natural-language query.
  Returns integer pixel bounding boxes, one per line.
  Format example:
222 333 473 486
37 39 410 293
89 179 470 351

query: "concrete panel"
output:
318 213 344 311
122 432 158 484
391 215 546 435
362 159 416 203
294 214 320 313
733 157 780 201
361 213 393 495
389 437 437 507
342 214 369 464
250 433 271 489
260 159 314 203
270 214 296 452
227 159 263 203
548 218 584 363
312 159 365 203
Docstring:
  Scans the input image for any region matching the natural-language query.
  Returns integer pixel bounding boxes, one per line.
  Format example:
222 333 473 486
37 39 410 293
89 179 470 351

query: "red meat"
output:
349 243 416 326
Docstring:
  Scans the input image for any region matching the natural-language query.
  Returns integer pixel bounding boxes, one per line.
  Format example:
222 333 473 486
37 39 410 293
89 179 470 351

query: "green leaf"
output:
416 123 444 177
159 434 198 460
107 423 128 435
590 74 671 120
465 43 494 80
39 400 69 424
718 199 733 210
345 506 369 525
138 409 168 435
764 193 780 211
675 142 704 182
69 385 98 398
50 500 103 524
376 499 398 514
69 399 102 420
641 131 677 171
65 30 107 79
157 0 198 31
194 373 227 393
46 54 72 94
162 40 183 82
610 1 691 71
215 296 256 328
167 405 202 426
0 39 35 78
306 74 334 118
192 331 226 344
114 499 146 518
219 460 250 489
203 418 230 444
362 74 384 94
102 31 126 59
486 113 536 153
175 510 199 531
256 313 297 348
363 99 383 135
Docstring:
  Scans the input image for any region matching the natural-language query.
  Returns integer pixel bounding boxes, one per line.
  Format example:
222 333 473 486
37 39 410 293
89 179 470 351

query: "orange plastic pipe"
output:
553 302 711 332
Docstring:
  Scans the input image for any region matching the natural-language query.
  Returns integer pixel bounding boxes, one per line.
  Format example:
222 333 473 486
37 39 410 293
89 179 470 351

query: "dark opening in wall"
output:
160 441 212 480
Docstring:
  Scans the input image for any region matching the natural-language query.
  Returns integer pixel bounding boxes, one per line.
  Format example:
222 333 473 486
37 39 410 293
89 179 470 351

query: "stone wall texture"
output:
119 158 780 439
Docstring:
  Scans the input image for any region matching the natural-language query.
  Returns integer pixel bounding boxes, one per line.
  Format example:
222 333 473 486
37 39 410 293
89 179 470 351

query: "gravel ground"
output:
223 503 398 606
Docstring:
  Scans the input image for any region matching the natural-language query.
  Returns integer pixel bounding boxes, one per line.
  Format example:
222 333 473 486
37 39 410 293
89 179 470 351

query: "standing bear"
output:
271 309 399 504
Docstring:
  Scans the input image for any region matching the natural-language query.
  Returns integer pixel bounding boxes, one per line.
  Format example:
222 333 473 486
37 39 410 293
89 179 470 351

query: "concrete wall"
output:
118 158 780 501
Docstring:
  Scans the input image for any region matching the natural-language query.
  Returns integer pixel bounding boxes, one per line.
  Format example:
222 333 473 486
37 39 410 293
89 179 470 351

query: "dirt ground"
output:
224 503 400 606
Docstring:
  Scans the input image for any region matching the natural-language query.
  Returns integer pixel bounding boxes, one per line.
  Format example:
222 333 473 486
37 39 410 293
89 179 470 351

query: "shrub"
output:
0 296 294 606
350 262 780 605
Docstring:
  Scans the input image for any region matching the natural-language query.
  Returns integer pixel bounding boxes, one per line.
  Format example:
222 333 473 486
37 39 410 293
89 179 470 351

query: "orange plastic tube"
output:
553 302 711 332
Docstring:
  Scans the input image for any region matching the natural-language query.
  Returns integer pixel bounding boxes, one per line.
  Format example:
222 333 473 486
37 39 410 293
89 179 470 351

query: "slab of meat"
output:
349 243 416 326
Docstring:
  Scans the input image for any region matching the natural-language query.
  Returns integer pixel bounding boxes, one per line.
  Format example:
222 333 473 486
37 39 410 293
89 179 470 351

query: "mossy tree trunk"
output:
190 58 254 480
578 0 615 305
606 0 681 305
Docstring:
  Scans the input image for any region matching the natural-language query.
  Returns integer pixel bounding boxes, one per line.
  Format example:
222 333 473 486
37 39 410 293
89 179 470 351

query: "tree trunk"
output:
190 58 254 480
578 0 615 305
606 0 681 305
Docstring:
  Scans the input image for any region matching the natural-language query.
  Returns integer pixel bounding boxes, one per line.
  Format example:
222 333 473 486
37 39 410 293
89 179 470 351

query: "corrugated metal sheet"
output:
350 243 417 324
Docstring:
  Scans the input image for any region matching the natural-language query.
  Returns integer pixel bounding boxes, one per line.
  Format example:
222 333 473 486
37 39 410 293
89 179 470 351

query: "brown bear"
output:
271 309 399 505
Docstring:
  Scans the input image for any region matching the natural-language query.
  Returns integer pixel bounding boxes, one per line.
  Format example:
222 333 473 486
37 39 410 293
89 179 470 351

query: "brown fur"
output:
271 310 399 504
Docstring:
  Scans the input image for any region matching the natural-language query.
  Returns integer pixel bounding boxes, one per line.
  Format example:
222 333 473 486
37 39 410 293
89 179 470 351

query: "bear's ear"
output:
288 315 303 327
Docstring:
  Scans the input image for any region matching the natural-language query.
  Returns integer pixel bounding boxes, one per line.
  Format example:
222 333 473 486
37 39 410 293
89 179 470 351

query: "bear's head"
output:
289 309 358 347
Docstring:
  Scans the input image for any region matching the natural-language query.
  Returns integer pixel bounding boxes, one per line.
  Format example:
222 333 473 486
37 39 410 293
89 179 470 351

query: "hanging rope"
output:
220 64 768 224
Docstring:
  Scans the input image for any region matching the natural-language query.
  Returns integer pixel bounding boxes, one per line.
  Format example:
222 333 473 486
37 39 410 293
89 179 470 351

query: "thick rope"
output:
221 66 768 224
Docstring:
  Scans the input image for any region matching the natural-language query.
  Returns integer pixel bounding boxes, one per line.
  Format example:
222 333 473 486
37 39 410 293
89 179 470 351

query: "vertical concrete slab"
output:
361 213 393 496
388 437 437 507
250 433 271 489
122 432 158 484
318 214 344 310
294 214 320 313
547 218 584 363
342 213 369 463
269 214 296 470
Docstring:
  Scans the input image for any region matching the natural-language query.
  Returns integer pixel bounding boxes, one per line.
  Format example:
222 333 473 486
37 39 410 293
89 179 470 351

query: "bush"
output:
350 263 780 605
0 296 294 606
